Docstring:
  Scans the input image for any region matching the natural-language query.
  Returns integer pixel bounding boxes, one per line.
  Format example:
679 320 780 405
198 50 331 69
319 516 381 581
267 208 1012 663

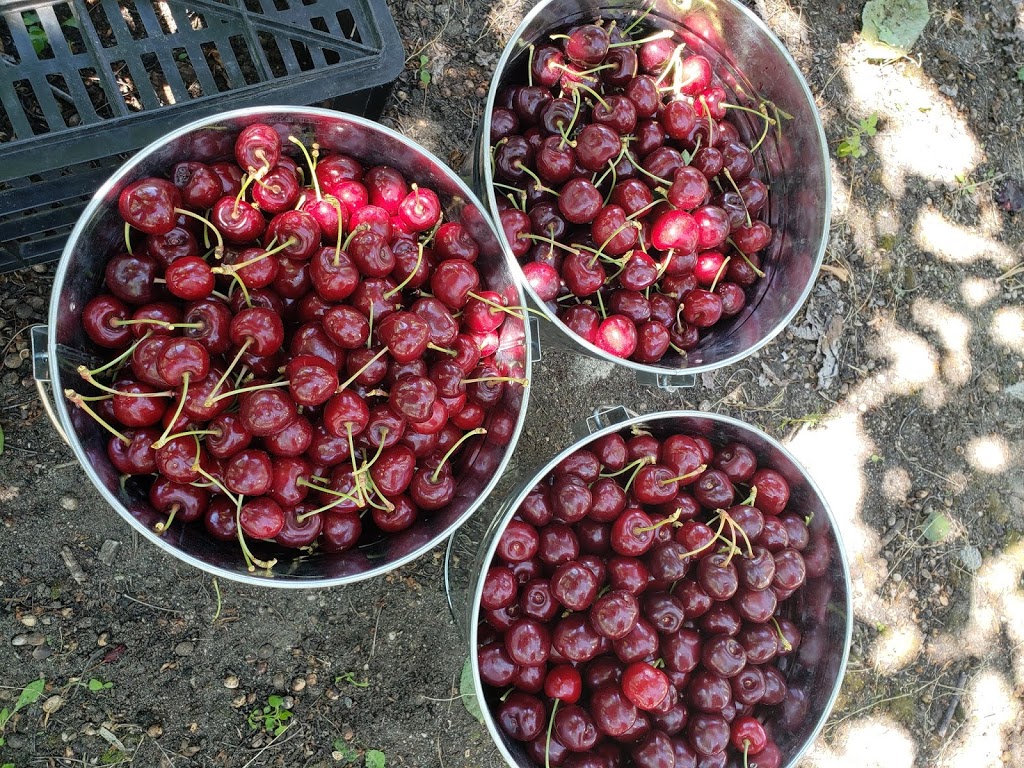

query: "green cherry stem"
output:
204 338 252 406
337 347 389 393
152 372 190 449
545 698 560 768
659 464 708 485
431 427 487 483
153 503 179 535
64 389 130 444
708 256 731 293
384 242 425 299
608 29 674 48
174 207 225 259
288 135 322 201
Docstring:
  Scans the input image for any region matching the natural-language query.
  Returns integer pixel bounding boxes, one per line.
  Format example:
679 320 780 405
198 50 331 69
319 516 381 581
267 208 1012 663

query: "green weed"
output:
247 695 292 737
836 114 878 159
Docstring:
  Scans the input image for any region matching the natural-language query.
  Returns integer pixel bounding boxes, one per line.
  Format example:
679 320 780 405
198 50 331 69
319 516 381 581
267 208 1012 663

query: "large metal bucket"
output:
446 408 851 767
34 106 533 587
472 0 831 390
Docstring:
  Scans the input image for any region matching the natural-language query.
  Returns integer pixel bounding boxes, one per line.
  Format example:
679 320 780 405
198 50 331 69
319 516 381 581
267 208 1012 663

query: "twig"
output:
240 724 302 768
936 671 969 737
369 602 384 658
211 577 222 624
121 594 183 614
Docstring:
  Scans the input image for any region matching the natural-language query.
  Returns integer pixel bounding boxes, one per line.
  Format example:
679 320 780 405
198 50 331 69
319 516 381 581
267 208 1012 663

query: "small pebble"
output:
258 643 273 659
174 641 194 657
60 496 78 511
98 540 120 565
32 645 52 661
291 677 306 693
147 724 163 738
224 674 240 689
231 694 247 708
273 672 286 689
20 615 38 627
3 353 20 369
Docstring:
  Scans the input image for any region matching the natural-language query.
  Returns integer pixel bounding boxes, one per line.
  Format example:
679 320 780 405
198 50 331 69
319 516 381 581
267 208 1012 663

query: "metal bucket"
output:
33 106 533 587
472 0 831 390
446 408 851 767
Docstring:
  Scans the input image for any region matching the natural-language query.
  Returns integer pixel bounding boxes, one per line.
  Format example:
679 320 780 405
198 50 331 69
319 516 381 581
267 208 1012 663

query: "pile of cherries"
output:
491 15 777 363
477 427 823 768
70 121 525 571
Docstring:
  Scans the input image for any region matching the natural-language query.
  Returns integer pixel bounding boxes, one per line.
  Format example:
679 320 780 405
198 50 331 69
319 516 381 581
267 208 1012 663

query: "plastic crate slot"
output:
225 35 260 85
89 2 119 50
241 0 262 13
139 51 175 106
77 67 114 120
171 47 202 98
108 59 142 112
112 0 150 43
272 0 290 12
21 9 55 61
43 72 77 126
152 1 179 35
0 15 22 66
199 40 235 90
256 31 286 78
310 15 327 33
11 78 49 136
290 39 317 72
54 3 87 55
336 8 361 44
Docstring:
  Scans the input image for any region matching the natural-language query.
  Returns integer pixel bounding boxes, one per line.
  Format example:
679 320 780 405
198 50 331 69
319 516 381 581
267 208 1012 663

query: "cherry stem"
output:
552 61 616 77
83 332 152 378
161 428 220 444
174 208 225 259
366 305 375 350
514 161 560 196
64 389 130 444
431 427 487 483
609 29 674 48
124 222 133 255
288 135 322 201
743 741 750 768
213 237 298 275
76 366 174 398
750 104 774 153
153 372 189 449
655 43 687 88
153 503 178 534
545 698 560 768
296 492 360 522
588 219 641 269
617 455 654 493
210 378 289 405
717 508 754 558
522 232 578 254
357 429 389 476
709 256 731 293
572 82 609 111
342 223 370 252
460 375 529 386
337 347 389 392
233 494 277 573
424 342 455 357
595 142 630 190
721 169 752 228
467 291 526 321
595 289 608 321
384 242 424 299
631 157 672 187
624 2 656 35
677 514 729 559
771 616 793 651
633 508 682 534
204 338 252 405
728 241 767 278
742 485 759 506
660 464 708 485
600 455 650 478
345 423 367 507
361 473 396 513
527 43 535 88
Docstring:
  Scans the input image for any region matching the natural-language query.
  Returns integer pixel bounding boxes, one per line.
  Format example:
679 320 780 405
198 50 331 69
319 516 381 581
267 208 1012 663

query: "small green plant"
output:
247 695 292 737
417 54 431 88
1017 65 1024 83
0 423 5 455
335 671 369 688
332 739 360 763
836 114 878 159
365 749 386 768
86 678 114 692
99 746 127 765
778 412 827 431
0 678 45 748
22 12 48 55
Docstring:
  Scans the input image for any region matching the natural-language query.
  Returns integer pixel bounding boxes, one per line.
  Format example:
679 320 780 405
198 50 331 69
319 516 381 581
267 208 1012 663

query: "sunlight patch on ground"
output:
871 624 923 673
804 715 916 768
873 321 944 407
911 298 972 387
941 669 1019 768
915 208 1017 269
928 542 1024 688
965 435 1010 474
990 306 1024 354
960 277 1001 308
882 465 913 503
786 413 922 670
838 49 980 196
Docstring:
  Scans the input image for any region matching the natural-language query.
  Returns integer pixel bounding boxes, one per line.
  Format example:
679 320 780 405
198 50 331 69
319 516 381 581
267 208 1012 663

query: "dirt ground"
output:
1 0 1023 766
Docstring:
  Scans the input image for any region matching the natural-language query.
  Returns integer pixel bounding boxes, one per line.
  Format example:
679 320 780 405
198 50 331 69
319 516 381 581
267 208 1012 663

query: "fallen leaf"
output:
862 0 930 53
459 657 484 723
923 512 951 542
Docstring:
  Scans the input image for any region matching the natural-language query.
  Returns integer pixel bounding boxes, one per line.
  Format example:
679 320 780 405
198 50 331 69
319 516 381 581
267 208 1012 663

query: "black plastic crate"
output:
0 0 404 273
